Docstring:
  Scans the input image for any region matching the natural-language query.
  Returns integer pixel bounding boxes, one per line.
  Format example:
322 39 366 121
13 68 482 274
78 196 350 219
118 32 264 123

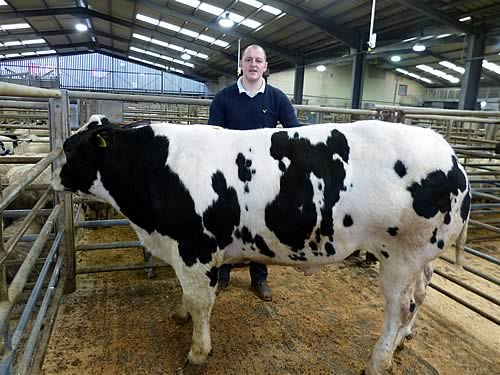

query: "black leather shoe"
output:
251 281 272 301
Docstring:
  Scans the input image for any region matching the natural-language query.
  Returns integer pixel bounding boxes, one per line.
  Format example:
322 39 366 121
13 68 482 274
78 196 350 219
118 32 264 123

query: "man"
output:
208 44 300 301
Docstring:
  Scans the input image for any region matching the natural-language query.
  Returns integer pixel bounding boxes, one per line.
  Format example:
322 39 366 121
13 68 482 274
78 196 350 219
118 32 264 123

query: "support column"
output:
459 32 486 110
293 55 305 105
350 43 366 109
50 90 76 294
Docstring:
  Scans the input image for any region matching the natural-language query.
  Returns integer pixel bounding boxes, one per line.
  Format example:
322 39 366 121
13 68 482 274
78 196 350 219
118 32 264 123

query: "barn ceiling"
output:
0 0 499 87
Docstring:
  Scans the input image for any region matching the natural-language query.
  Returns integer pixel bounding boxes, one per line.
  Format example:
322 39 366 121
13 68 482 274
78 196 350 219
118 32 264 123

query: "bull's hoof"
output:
176 361 207 375
405 332 414 340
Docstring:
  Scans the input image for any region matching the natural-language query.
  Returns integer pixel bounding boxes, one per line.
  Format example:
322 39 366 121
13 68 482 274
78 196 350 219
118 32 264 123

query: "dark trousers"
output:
218 262 268 285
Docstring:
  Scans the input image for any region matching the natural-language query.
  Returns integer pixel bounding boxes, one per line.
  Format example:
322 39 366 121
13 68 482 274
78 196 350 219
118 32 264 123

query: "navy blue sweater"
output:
208 83 300 130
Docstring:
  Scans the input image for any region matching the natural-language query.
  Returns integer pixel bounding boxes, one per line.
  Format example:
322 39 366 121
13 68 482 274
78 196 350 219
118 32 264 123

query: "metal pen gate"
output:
0 82 73 375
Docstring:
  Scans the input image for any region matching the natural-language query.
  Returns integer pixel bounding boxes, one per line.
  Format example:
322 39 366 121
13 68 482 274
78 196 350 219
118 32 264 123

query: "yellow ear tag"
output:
96 133 107 148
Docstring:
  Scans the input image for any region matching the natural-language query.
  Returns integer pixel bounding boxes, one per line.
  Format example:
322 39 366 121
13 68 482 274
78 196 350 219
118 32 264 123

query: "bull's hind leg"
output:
366 259 428 375
400 262 433 344
173 263 219 373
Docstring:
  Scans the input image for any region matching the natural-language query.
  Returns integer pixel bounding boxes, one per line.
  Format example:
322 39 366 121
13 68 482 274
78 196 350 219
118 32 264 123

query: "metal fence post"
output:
49 90 76 293
0 174 7 302
446 120 454 141
0 173 14 375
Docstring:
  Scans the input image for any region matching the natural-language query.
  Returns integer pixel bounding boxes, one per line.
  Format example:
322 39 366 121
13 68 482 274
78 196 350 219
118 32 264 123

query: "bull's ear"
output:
93 128 113 149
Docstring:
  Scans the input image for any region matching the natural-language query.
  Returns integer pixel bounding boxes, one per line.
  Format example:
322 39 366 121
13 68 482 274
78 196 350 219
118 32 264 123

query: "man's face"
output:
241 47 268 82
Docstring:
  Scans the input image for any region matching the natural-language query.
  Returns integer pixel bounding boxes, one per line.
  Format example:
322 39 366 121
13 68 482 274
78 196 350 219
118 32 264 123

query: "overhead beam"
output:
367 34 466 55
256 0 359 48
136 0 299 62
0 7 76 19
393 0 474 34
441 0 471 10
465 3 500 18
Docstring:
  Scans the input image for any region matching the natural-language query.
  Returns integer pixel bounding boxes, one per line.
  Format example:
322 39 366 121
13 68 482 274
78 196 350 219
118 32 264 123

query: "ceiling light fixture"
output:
181 53 191 60
0 23 30 30
219 12 235 28
75 22 88 32
391 55 401 62
316 65 326 72
412 43 426 52
459 16 471 22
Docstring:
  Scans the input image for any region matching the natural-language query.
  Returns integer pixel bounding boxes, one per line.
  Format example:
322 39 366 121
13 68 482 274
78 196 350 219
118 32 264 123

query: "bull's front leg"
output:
173 262 219 374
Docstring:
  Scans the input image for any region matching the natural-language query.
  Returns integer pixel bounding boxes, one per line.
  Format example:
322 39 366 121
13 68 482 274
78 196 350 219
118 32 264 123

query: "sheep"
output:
4 163 52 210
13 134 50 154
83 201 118 221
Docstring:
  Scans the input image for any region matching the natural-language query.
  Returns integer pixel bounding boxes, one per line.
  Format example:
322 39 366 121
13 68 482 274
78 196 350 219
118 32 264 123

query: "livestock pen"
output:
0 82 498 374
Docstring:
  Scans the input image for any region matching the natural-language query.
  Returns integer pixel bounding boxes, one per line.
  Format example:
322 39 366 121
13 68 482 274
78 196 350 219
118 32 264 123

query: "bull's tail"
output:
455 218 468 270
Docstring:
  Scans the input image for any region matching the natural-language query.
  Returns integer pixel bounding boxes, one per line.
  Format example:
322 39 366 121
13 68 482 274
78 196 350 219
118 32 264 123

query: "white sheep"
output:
5 164 52 209
13 134 50 154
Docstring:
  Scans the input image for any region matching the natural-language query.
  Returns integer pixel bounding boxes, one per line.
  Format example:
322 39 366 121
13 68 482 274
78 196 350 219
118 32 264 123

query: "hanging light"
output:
181 53 191 60
75 22 88 32
219 13 234 28
391 55 401 62
316 65 326 72
412 43 426 52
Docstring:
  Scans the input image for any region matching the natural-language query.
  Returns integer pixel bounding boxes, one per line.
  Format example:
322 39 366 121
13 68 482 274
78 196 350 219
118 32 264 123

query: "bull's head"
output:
52 114 115 202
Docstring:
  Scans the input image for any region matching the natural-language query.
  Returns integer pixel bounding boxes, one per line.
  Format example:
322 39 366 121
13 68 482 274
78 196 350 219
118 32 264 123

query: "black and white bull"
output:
52 115 470 375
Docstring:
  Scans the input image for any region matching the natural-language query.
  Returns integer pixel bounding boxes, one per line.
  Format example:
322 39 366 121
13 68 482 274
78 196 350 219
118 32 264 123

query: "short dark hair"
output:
242 45 267 61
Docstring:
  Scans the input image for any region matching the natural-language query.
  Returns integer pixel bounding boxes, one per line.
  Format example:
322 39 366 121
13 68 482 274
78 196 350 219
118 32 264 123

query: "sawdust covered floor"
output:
42 226 500 375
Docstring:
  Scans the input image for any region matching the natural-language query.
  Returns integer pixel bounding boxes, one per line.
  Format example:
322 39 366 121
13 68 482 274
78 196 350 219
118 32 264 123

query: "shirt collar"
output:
237 77 266 98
